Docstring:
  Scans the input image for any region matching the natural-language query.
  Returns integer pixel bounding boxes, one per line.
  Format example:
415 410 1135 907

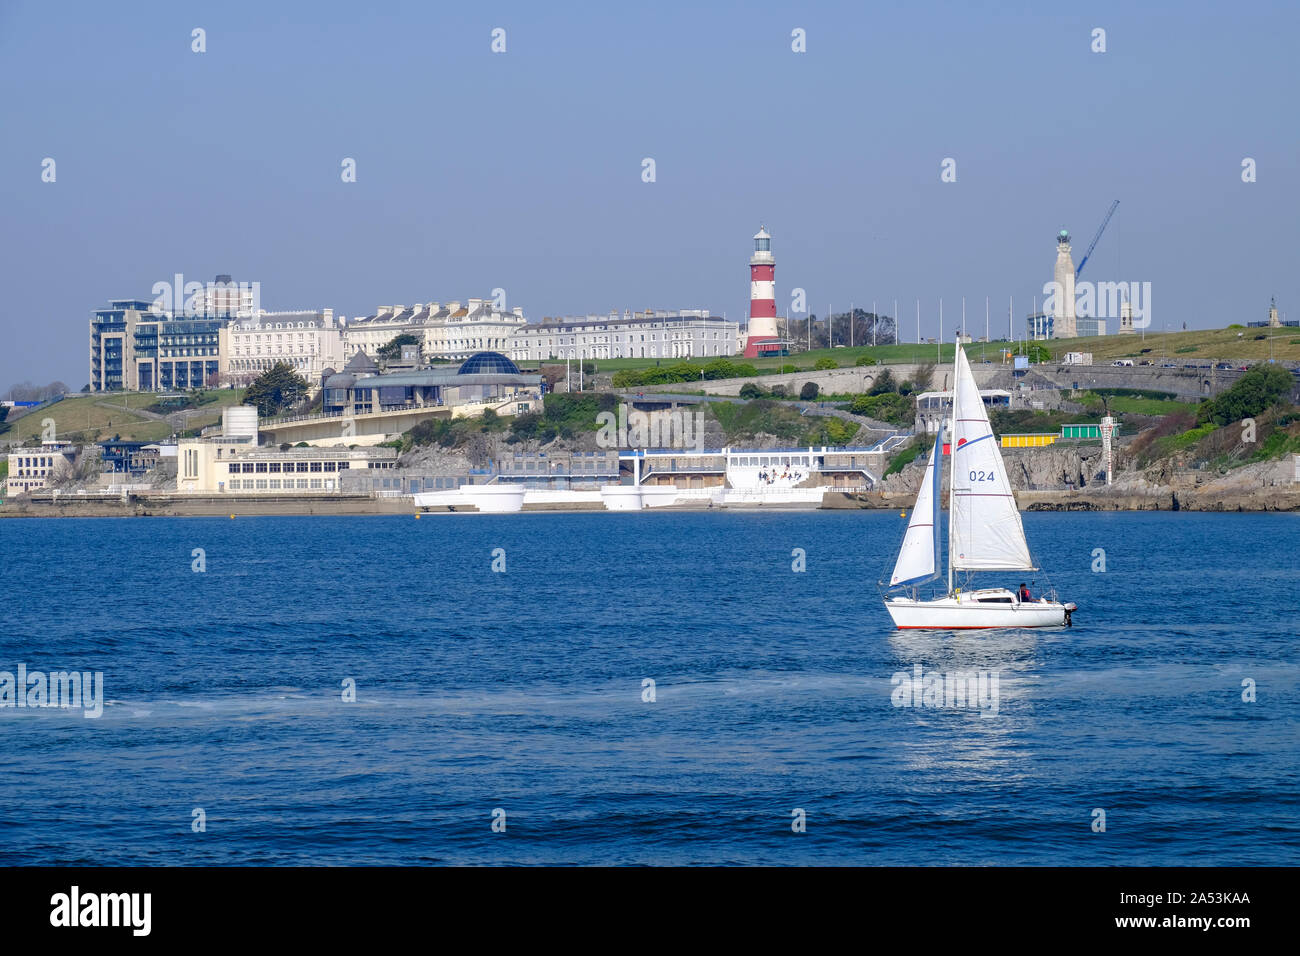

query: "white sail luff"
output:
890 439 940 586
949 346 1035 571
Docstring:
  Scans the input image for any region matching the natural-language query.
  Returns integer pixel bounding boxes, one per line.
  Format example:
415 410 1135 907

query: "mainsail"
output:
890 434 942 586
949 346 1035 571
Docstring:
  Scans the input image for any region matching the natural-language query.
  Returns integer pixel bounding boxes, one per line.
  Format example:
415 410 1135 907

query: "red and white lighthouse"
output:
743 226 779 358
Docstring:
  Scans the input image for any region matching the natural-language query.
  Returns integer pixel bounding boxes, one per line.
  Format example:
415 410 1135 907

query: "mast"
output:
947 335 958 596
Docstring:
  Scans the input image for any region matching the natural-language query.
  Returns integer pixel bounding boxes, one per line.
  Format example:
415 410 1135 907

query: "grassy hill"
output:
1026 326 1300 365
0 389 246 444
575 326 1300 376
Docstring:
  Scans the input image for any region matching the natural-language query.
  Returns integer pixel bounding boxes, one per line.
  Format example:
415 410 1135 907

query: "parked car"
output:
1161 363 1177 368
1113 359 1134 366
1214 363 1233 370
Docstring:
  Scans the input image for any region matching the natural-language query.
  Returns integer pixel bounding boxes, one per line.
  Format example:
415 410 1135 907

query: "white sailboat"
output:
882 342 1076 629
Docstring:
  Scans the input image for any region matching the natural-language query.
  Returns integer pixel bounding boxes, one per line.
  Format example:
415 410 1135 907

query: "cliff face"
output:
880 443 1107 495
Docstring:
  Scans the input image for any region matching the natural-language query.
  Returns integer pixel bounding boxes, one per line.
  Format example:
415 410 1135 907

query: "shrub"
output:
849 392 913 426
738 382 766 399
855 355 877 367
769 384 787 398
813 357 838 370
868 369 896 396
883 434 935 477
1196 365 1293 427
800 381 820 401
780 364 798 374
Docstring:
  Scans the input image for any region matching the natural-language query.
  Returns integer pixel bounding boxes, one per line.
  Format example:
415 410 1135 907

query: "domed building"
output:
457 351 520 376
321 350 541 418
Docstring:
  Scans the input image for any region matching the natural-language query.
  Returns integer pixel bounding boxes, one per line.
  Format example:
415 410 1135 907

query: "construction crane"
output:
1075 199 1119 280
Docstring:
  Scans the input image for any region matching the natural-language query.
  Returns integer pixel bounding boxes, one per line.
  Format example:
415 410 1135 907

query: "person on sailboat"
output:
1019 582 1033 603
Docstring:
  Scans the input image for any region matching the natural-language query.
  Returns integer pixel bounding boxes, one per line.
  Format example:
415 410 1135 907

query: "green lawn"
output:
0 389 247 444
582 340 1013 375
575 325 1300 375
1079 392 1198 416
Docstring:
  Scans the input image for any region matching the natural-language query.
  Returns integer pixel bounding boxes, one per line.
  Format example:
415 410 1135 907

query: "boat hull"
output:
885 593 1073 630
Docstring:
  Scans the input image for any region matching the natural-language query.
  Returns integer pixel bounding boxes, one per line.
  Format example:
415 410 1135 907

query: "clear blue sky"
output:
1 0 1296 387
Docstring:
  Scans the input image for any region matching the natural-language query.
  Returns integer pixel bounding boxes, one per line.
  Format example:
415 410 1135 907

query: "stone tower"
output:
1052 230 1077 339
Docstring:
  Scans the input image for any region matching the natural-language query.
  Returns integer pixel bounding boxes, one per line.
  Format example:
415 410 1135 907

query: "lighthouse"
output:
743 226 780 358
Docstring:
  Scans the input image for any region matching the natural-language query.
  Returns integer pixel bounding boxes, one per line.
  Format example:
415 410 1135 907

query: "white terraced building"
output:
219 309 346 386
508 310 739 362
344 300 528 361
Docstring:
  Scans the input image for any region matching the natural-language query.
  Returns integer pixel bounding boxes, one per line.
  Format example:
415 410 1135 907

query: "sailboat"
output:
882 342 1076 629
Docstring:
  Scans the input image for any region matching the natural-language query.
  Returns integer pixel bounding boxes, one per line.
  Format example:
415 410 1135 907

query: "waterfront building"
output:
629 446 888 491
220 309 345 386
1000 433 1057 448
90 275 264 392
99 440 174 474
5 442 77 497
914 389 1012 435
175 407 398 494
344 299 528 361
509 310 739 362
321 350 542 417
90 298 223 392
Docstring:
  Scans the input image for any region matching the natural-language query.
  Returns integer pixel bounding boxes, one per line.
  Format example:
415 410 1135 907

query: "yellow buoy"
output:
414 513 421 519
900 511 907 517
229 514 235 519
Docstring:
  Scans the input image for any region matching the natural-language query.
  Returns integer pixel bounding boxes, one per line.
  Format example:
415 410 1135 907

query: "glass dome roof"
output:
457 351 521 375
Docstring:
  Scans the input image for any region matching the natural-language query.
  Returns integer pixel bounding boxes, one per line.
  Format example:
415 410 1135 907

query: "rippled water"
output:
1 512 1297 865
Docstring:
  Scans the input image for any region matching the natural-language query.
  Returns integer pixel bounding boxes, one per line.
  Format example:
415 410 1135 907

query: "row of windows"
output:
733 456 813 467
228 478 333 490
233 321 319 332
11 456 58 468
227 460 348 473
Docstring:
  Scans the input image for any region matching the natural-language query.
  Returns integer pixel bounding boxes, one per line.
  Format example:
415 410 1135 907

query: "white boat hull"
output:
885 590 1075 630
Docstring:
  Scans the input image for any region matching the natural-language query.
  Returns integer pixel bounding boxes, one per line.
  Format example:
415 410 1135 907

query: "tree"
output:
903 362 935 395
800 381 820 401
244 362 311 416
868 369 896 396
739 382 766 399
814 357 838 370
1197 365 1294 426
377 333 421 362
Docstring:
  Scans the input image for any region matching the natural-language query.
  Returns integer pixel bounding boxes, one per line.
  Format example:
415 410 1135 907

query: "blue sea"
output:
1 511 1297 865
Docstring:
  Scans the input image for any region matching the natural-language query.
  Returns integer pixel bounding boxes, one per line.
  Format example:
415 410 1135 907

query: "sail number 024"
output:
968 470 996 482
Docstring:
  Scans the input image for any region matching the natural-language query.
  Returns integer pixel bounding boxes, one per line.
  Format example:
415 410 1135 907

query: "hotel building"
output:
508 310 739 362
343 299 528 361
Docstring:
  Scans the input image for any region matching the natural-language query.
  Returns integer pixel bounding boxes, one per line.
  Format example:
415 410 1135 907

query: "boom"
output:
1075 199 1119 280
